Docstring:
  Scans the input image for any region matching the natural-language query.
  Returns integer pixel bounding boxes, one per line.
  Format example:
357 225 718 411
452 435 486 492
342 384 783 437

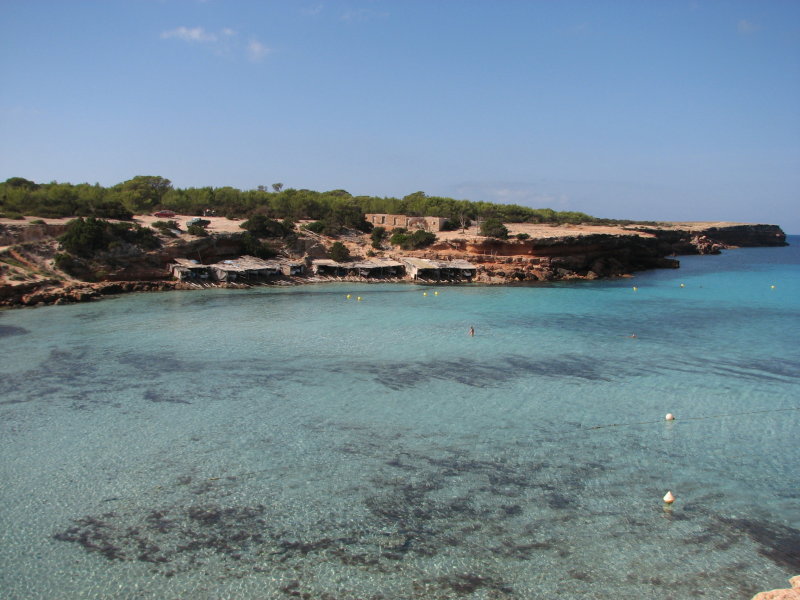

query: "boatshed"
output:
171 258 211 281
209 256 281 282
311 259 348 277
400 257 443 281
445 259 477 281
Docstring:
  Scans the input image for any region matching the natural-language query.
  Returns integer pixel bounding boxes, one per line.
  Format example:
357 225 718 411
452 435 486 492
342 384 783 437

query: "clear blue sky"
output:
2 1 798 231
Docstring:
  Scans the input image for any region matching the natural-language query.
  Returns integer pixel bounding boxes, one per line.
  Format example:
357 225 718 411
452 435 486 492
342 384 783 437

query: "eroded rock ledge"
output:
752 575 800 600
0 222 788 308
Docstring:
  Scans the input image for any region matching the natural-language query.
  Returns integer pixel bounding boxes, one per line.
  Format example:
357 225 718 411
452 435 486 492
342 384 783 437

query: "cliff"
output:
430 234 679 282
0 219 788 308
635 223 787 253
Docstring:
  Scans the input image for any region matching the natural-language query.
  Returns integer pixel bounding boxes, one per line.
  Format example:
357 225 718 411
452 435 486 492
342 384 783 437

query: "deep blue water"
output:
1 237 798 599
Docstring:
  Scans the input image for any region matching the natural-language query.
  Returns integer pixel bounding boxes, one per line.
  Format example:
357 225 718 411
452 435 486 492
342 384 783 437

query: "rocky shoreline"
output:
0 221 787 309
752 576 800 600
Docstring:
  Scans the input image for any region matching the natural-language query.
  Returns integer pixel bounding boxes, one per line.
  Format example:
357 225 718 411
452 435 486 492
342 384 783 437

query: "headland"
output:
0 215 787 308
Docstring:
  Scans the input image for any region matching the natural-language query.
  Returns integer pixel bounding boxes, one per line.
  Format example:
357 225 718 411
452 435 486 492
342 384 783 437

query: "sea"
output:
1 237 798 600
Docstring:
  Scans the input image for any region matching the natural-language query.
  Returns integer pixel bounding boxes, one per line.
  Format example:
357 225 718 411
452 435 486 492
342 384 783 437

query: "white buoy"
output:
633 286 638 291
665 413 675 421
663 491 675 504
770 285 776 289
680 283 685 288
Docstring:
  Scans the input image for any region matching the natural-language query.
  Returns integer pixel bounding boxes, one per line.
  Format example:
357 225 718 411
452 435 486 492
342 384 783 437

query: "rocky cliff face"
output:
637 224 787 252
0 223 68 245
434 233 679 282
1 221 788 308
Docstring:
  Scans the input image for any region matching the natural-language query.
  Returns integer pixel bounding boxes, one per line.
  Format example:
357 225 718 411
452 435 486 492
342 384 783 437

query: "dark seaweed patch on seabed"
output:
721 517 800 570
665 355 800 385
143 389 191 405
0 324 29 337
350 353 618 390
1 347 99 400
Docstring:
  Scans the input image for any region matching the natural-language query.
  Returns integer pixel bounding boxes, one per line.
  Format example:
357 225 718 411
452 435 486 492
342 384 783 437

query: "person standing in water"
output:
469 326 475 337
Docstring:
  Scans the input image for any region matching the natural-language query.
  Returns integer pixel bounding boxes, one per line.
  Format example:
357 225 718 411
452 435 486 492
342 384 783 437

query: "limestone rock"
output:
752 576 800 600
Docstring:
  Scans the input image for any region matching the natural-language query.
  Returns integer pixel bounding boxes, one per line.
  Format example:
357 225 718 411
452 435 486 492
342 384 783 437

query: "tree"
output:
480 218 509 239
240 214 290 238
113 176 172 214
272 183 284 193
389 229 436 250
371 226 386 249
328 241 351 262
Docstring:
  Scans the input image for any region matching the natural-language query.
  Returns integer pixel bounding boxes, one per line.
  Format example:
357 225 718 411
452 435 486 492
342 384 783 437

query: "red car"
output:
153 210 176 218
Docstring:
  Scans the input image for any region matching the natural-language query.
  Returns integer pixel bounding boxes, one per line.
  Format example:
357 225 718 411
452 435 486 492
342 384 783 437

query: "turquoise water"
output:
1 239 798 599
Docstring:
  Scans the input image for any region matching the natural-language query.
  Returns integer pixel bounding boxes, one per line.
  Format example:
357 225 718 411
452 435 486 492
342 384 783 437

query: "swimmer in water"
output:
469 326 475 337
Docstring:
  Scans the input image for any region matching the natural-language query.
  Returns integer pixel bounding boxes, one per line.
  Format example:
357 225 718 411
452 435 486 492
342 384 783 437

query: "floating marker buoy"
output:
357 296 362 301
346 294 351 299
423 292 427 296
633 286 638 291
434 291 439 296
665 413 675 421
663 491 675 504
770 285 776 289
680 283 685 288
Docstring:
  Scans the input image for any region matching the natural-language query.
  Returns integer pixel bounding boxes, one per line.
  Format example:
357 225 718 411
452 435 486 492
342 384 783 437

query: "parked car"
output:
153 210 177 218
186 217 211 228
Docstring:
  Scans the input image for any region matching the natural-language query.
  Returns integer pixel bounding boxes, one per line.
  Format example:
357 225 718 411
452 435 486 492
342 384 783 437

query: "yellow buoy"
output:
357 296 362 301
680 283 685 288
346 294 351 299
434 291 439 296
771 285 776 289
423 292 428 296
663 491 675 504
633 286 638 292
665 413 675 421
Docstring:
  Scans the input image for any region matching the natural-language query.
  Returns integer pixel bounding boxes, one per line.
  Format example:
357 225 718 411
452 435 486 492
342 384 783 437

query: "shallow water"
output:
1 239 799 599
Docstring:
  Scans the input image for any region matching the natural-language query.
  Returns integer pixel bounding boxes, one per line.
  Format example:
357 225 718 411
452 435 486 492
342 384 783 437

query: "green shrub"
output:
187 223 208 236
29 219 46 225
516 233 530 240
59 217 160 257
328 241 351 262
240 232 277 258
370 226 386 249
240 214 291 238
152 220 179 230
440 218 460 231
389 229 437 250
480 218 509 239
302 221 325 234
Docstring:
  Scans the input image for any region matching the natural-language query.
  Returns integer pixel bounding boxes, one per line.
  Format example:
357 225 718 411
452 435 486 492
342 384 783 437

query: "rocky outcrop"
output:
637 224 787 253
0 220 788 308
1 280 193 307
752 575 800 600
0 223 69 245
434 233 679 282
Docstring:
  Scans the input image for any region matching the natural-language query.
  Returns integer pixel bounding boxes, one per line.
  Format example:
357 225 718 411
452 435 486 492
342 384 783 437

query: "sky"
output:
1 1 799 232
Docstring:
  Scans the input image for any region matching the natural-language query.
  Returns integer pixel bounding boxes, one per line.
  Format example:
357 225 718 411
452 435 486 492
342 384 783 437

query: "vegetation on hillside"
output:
58 217 160 257
0 176 635 228
389 228 437 250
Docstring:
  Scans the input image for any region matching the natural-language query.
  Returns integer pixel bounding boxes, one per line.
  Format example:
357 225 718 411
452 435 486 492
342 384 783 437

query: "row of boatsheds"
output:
171 256 476 283
171 257 303 283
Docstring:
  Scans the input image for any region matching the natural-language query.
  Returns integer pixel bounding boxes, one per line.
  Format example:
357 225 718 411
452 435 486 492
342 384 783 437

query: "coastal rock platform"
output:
752 576 800 600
